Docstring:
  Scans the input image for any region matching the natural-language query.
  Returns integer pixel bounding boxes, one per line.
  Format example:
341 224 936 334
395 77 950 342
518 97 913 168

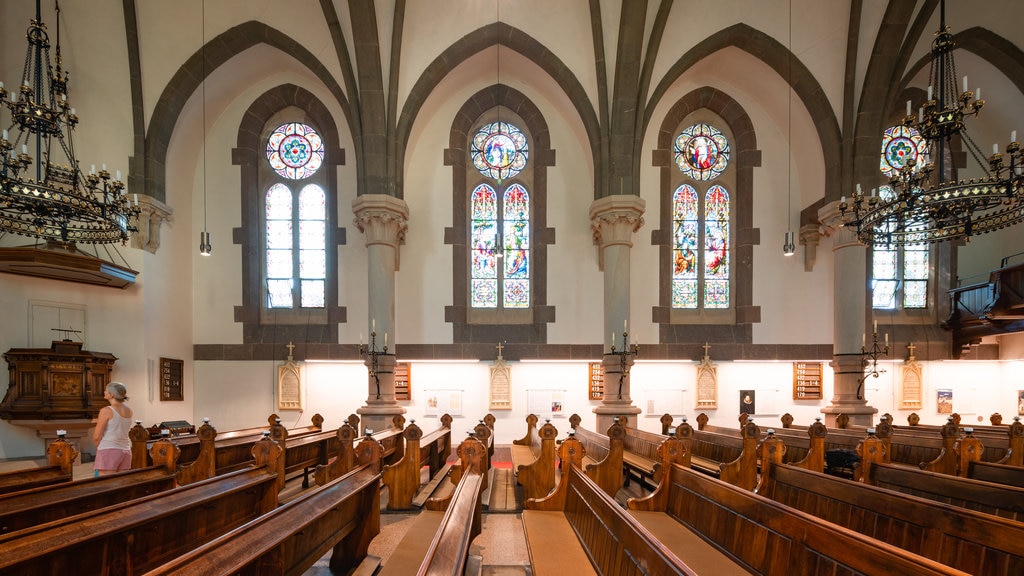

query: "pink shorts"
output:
94 449 132 472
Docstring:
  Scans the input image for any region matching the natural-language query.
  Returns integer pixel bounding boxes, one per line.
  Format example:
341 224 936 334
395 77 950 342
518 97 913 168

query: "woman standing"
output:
93 382 133 475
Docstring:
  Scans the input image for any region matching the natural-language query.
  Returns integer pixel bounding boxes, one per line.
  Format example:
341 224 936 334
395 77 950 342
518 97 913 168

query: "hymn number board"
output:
792 362 823 400
394 363 411 401
160 357 184 401
588 362 605 400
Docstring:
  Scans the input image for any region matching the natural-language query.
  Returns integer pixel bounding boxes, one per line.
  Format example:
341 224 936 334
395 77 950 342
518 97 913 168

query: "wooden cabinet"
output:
793 362 823 400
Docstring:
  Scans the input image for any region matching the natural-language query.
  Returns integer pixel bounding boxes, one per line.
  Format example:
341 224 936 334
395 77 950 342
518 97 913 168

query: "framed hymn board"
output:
793 362 823 399
394 362 411 401
160 357 184 401
588 362 605 400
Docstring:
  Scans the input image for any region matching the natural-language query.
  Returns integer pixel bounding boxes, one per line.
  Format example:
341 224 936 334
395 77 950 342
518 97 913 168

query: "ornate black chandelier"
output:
840 1 1022 245
0 0 138 246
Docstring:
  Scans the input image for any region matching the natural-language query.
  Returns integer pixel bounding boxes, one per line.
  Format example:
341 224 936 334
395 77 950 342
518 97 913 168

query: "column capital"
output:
131 194 173 254
353 194 409 250
589 195 646 270
817 199 863 249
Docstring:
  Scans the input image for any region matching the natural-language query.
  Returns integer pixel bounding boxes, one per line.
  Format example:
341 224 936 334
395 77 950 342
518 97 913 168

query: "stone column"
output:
818 201 877 426
589 195 645 430
353 194 408 432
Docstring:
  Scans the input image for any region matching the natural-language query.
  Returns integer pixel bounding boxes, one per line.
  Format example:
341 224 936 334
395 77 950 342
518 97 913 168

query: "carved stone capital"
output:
130 194 173 254
352 195 409 269
816 199 862 249
589 195 645 270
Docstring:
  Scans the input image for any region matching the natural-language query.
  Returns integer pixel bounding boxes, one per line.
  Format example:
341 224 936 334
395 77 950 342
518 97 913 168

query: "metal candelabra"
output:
606 331 639 399
857 326 889 400
359 331 391 399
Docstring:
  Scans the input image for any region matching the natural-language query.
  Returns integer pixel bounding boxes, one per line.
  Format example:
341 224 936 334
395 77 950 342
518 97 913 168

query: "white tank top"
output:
97 406 133 451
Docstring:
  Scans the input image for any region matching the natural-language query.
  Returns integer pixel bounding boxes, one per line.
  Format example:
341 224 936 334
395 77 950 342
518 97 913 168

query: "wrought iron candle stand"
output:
857 327 889 400
606 331 639 399
359 331 391 399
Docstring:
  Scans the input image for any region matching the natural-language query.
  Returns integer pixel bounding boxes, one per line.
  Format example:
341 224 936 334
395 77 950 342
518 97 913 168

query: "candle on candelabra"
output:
994 143 999 155
962 75 968 92
384 332 388 348
1013 130 1018 143
611 332 615 348
927 85 932 100
884 333 888 345
862 333 866 348
906 100 912 116
975 87 981 101
873 319 877 333
372 318 376 332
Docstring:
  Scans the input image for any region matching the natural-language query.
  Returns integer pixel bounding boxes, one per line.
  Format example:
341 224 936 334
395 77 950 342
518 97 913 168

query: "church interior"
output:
1 1 1023 574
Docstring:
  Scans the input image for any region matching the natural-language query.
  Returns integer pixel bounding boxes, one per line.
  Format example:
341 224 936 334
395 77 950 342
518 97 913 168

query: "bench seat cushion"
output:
377 511 445 576
522 510 597 576
628 510 748 575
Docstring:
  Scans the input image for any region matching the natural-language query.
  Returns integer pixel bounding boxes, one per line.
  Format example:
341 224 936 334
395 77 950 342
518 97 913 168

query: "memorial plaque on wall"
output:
394 363 411 401
793 362 823 399
588 362 605 400
160 357 184 401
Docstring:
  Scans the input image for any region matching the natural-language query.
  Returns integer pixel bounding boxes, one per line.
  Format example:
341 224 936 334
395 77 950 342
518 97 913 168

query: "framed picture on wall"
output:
739 390 755 415
937 389 953 414
1018 390 1024 416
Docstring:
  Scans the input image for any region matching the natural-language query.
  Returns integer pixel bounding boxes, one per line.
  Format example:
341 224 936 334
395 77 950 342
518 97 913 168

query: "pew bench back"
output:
868 462 1024 522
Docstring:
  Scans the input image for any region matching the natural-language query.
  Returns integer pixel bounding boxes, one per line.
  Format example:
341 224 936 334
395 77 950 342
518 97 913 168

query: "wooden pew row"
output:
378 434 489 576
863 462 1024 522
690 420 760 490
0 438 179 535
968 460 1024 488
0 435 78 494
382 417 452 510
141 436 384 576
0 437 284 575
627 458 971 575
758 457 1024 576
313 418 407 488
566 414 625 497
694 415 828 473
511 415 557 500
131 413 325 471
524 437 703 576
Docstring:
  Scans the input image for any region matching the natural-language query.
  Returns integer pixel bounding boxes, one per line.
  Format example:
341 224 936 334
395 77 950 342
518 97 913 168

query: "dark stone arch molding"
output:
652 87 761 344
442 85 556 344
644 23 841 216
230 84 346 351
396 21 598 201
141 21 354 204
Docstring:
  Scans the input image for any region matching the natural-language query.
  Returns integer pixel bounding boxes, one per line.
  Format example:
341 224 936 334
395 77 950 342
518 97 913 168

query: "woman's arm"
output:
93 406 112 445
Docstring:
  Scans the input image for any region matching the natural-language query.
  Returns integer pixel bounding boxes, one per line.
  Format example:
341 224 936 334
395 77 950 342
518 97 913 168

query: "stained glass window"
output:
671 123 732 311
471 121 529 181
471 184 498 308
264 181 327 309
502 184 530 308
879 125 927 178
266 123 325 180
674 123 730 181
872 185 928 309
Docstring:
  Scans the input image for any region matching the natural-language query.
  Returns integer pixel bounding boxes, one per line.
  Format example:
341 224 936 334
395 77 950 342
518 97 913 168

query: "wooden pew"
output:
0 435 78 494
759 462 1024 575
378 435 489 576
567 414 625 497
421 414 454 477
690 420 760 490
314 423 360 486
857 431 1024 521
141 437 384 576
968 460 1024 488
523 436 703 575
0 437 179 534
627 459 970 575
0 436 284 575
512 416 558 500
382 421 428 510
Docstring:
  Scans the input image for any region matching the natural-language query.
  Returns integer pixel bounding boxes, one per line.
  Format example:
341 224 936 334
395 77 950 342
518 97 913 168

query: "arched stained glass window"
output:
879 125 927 178
267 122 325 180
469 120 531 310
265 183 327 308
872 185 928 309
703 185 730 309
671 124 732 311
471 183 499 308
674 123 730 181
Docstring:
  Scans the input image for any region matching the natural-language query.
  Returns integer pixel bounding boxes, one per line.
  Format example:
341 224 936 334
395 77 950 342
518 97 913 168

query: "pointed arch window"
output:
872 125 931 311
263 122 327 311
671 123 732 311
469 121 531 311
